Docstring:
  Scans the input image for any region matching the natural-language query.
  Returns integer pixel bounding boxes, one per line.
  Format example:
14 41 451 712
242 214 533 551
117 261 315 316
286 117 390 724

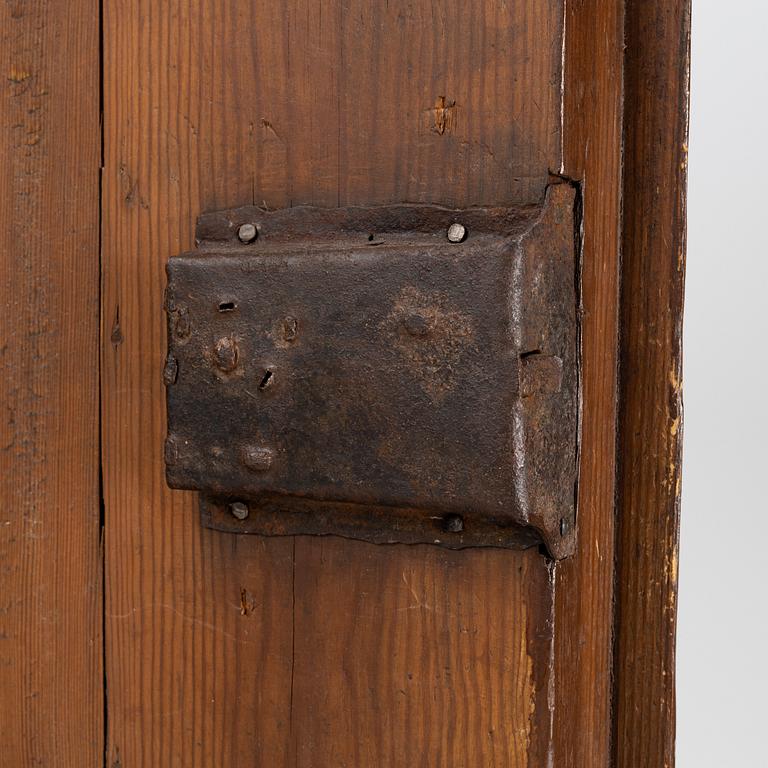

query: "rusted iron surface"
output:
165 183 579 558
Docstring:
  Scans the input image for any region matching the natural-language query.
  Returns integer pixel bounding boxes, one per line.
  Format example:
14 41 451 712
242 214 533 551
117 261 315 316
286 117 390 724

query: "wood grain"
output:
0 1 102 765
553 2 625 765
290 539 552 767
102 0 565 765
613 2 690 765
101 3 296 763
0 0 687 762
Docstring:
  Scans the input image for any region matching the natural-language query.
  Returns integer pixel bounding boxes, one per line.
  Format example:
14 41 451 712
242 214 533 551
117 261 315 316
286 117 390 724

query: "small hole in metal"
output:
443 514 464 533
218 301 236 312
259 369 273 389
367 233 375 241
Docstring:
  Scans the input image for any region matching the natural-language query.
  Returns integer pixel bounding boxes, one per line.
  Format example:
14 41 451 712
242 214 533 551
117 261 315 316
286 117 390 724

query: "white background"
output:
678 2 768 764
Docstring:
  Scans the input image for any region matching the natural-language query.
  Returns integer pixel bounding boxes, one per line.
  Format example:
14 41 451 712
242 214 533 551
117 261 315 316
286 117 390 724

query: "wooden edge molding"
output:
613 1 691 766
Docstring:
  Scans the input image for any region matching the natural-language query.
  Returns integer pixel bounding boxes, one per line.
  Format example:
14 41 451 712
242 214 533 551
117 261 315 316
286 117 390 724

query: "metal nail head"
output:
163 354 178 385
213 336 239 373
229 501 249 521
237 223 258 243
447 222 467 243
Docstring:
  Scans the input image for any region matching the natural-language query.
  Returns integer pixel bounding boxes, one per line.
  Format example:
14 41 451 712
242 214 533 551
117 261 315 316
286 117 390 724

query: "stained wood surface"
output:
549 4 625 766
290 539 553 767
0 1 102 765
0 0 688 763
102 1 565 765
613 3 690 766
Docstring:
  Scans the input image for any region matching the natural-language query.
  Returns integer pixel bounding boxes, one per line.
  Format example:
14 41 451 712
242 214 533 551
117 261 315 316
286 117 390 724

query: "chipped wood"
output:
613 2 691 765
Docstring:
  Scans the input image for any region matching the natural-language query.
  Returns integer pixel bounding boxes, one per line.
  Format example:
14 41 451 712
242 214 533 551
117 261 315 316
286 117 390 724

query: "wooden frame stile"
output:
554 1 624 765
613 2 691 766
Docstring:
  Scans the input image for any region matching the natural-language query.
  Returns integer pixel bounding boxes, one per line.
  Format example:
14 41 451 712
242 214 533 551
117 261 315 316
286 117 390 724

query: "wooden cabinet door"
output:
0 1 689 766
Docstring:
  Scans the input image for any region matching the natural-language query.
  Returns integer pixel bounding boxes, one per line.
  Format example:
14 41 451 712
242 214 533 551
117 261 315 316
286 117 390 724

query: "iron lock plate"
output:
164 183 578 559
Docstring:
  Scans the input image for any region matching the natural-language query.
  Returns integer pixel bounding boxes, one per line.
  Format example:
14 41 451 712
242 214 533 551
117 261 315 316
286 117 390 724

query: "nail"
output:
213 336 239 373
237 223 258 243
229 502 249 521
446 222 467 243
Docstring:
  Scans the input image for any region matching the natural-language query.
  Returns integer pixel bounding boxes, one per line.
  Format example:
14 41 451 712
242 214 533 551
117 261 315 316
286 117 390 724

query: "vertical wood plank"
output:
0 1 102 765
101 2 296 765
284 3 566 762
614 2 690 765
103 0 567 765
553 2 625 765
335 0 562 207
290 540 553 768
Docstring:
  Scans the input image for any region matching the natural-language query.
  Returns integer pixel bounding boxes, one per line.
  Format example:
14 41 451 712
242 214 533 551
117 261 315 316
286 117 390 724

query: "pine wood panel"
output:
102 0 566 765
290 540 553 767
0 1 102 765
101 4 297 761
613 2 690 765
552 3 625 765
